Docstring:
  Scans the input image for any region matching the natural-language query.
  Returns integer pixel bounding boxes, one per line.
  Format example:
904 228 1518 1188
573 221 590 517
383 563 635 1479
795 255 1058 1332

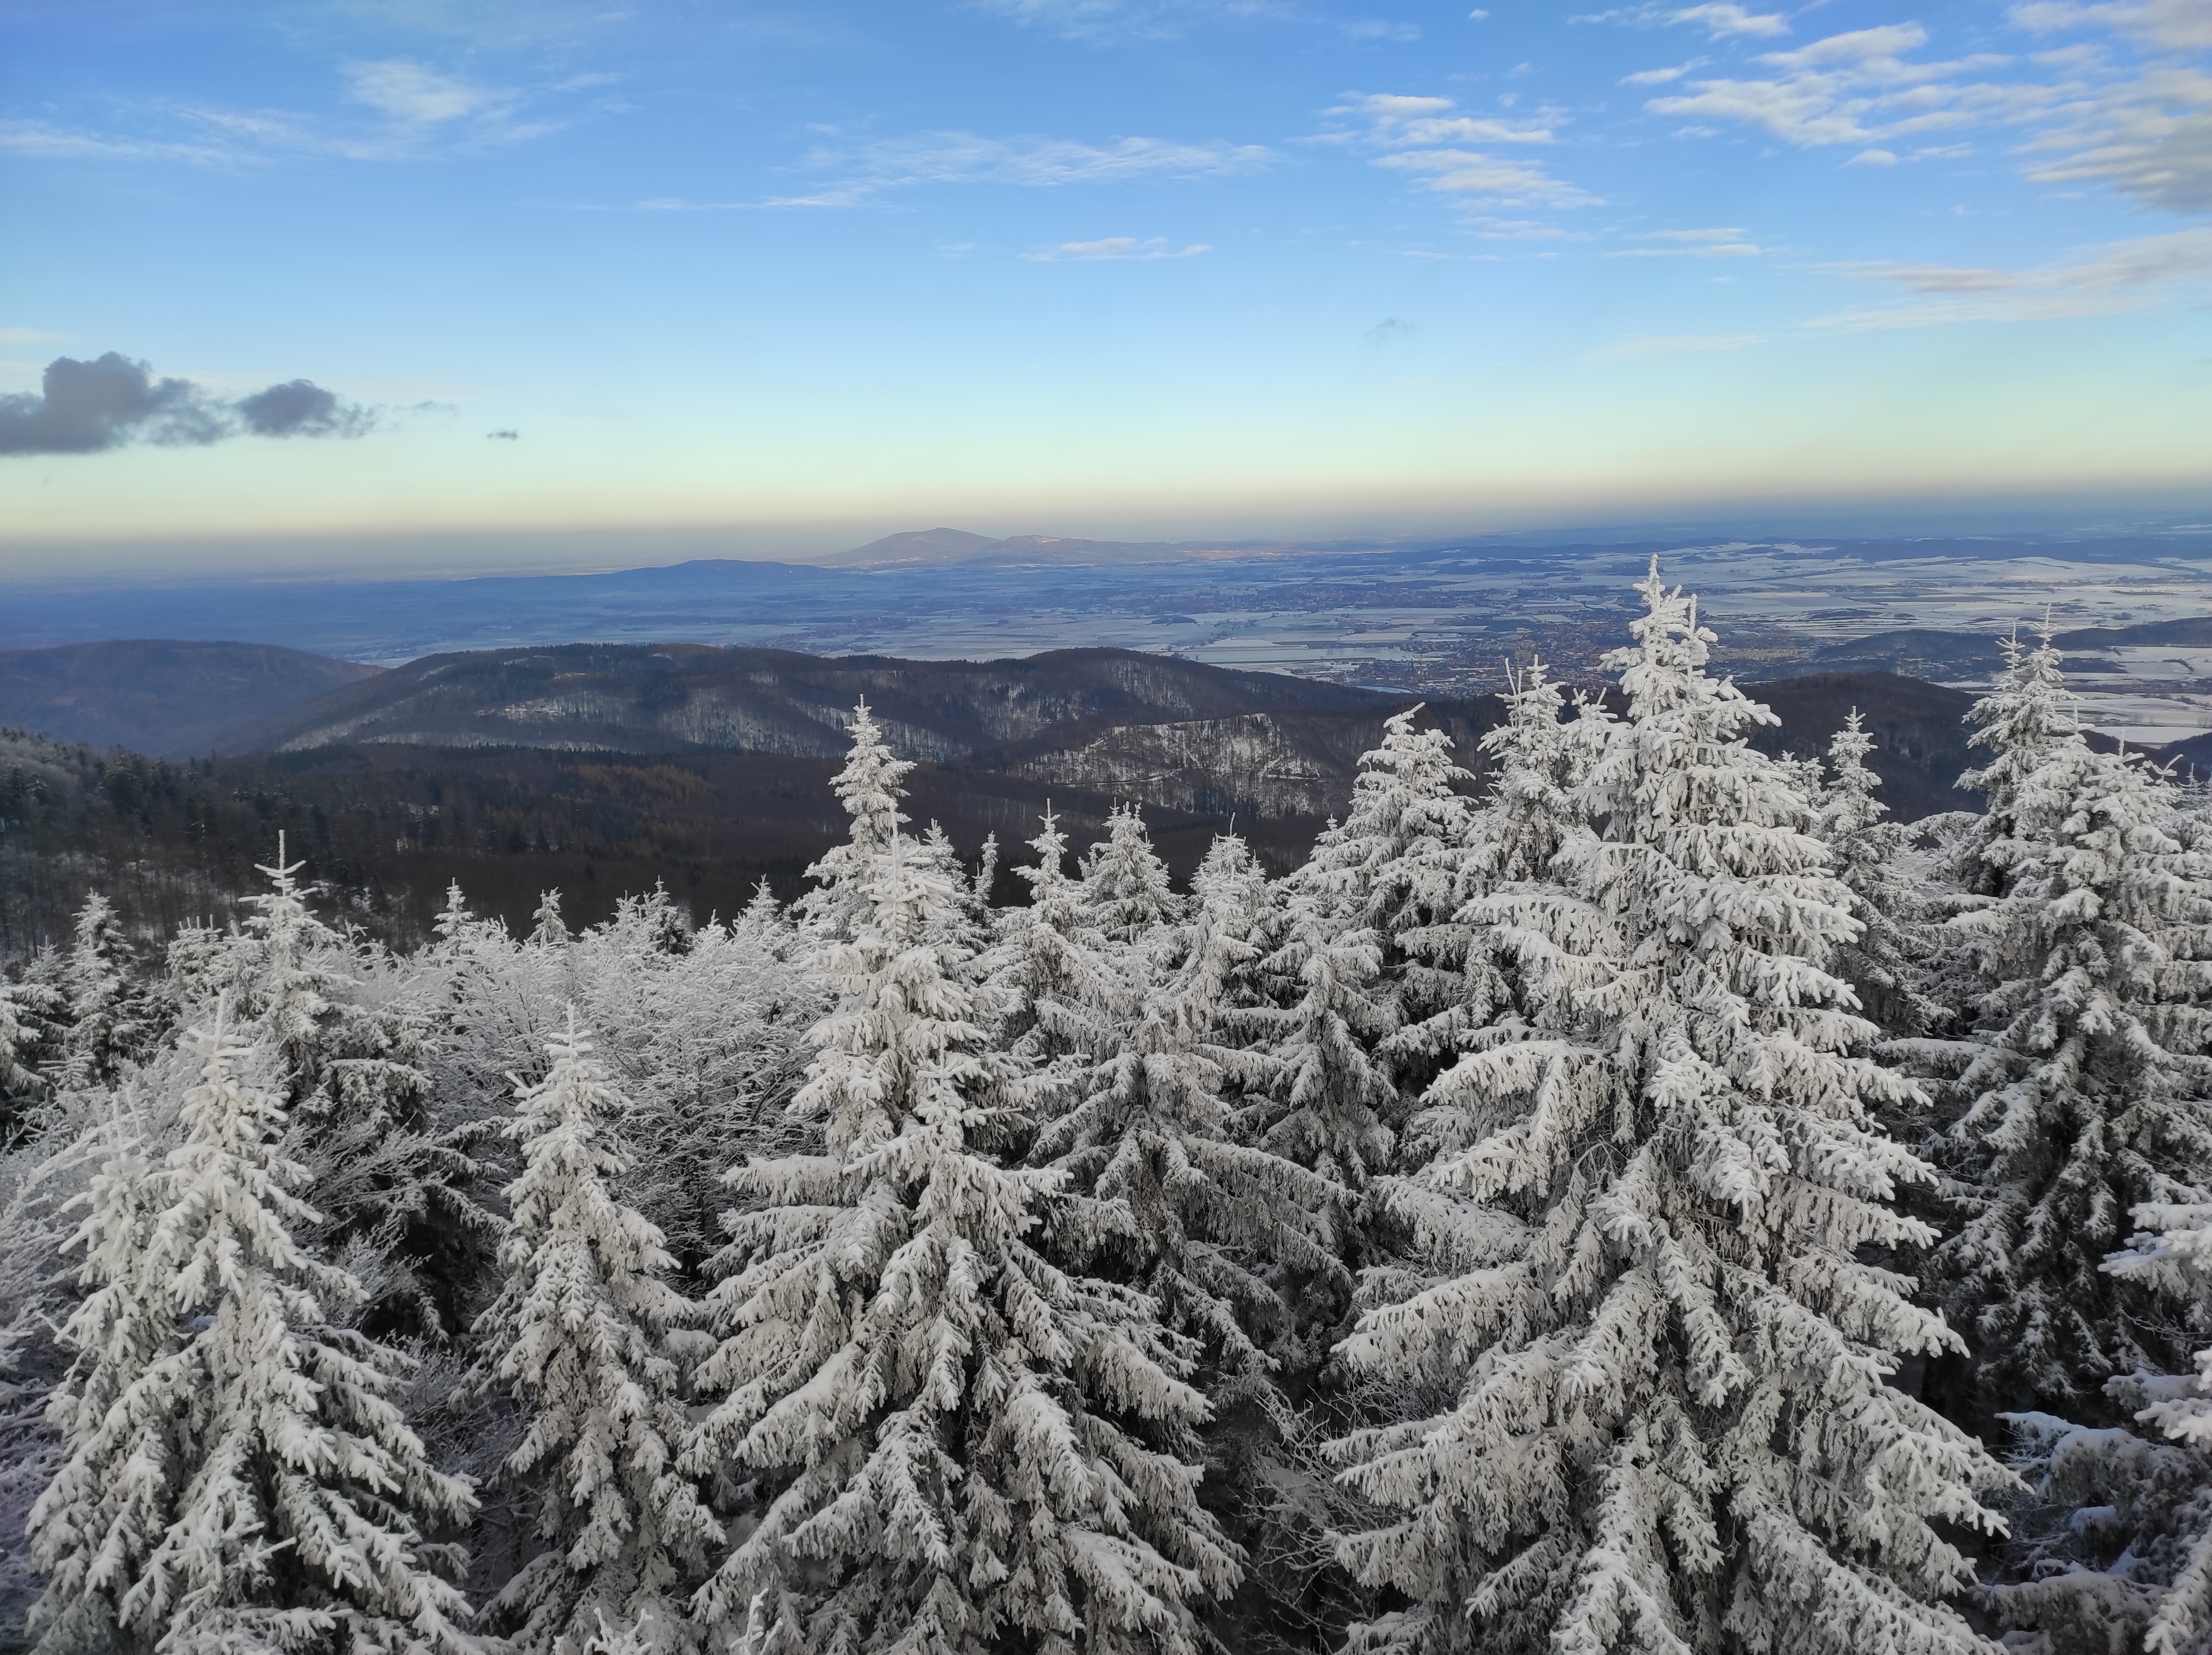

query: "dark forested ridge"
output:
1 654 1985 958
0 640 383 757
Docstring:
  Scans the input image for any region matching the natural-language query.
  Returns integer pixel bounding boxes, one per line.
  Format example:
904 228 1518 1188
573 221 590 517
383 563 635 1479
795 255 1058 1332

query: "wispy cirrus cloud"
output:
964 0 1282 43
2009 0 2212 51
1810 226 2212 330
778 130 1273 207
1605 226 1764 255
1024 235 1211 260
0 58 580 169
1320 91 1599 210
1645 25 2038 150
1573 3 1790 39
1640 12 2212 215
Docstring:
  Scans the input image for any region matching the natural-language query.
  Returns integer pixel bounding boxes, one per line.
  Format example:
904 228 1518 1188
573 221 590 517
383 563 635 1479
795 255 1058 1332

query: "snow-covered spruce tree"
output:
2087 1199 2212 1655
1249 884 1396 1224
1923 650 2212 1420
794 697 912 944
473 1013 721 1655
1042 821 1338 1395
56 894 150 1094
993 808 1120 1071
1397 657 1582 1175
241 842 487 1338
1297 708 1475 1060
1813 710 1944 1041
1330 561 2011 1655
530 890 571 950
684 758 1240 1655
29 1005 478 1655
1079 803 1185 949
0 984 51 1134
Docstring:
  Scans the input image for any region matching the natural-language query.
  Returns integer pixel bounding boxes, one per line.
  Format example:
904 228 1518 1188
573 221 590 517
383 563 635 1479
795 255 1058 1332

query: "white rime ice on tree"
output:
796 699 912 943
58 894 147 1093
1926 634 2212 1412
531 891 570 950
1330 562 2011 1655
28 1005 478 1655
684 722 1239 1655
1044 810 1339 1387
994 809 1118 1069
472 1012 720 1655
1813 711 1943 1039
241 840 483 1337
2095 1201 2212 1655
1299 708 1475 1084
1079 805 1185 948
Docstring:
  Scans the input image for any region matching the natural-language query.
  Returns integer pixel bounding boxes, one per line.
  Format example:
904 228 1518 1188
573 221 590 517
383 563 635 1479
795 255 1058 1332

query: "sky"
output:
2 0 2210 575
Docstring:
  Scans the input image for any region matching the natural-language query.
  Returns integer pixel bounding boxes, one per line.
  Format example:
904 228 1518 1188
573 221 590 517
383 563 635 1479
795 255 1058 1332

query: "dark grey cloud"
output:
0 353 378 456
487 427 520 440
236 378 374 438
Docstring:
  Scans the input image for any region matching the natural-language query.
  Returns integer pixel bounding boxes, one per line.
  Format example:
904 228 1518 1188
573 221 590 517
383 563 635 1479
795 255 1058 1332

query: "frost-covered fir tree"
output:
29 1007 479 1655
56 895 148 1093
1043 818 1337 1391
993 808 1119 1069
473 1014 720 1655
2092 1199 2212 1655
1925 644 2212 1418
1297 708 1475 1049
1398 658 1579 1171
684 732 1240 1655
1250 889 1395 1208
240 842 485 1336
1331 562 2011 1655
795 698 911 943
530 890 570 950
1079 804 1185 948
1814 711 1943 1039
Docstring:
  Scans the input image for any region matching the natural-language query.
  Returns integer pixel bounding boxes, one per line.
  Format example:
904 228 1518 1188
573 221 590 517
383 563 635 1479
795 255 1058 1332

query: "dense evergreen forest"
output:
4 563 2210 1655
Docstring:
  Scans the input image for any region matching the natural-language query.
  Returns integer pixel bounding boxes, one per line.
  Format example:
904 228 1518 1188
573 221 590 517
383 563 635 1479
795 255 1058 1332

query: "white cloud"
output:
787 131 1273 206
1621 59 1707 85
1465 216 1583 238
1024 235 1211 259
1320 91 1596 213
2021 64 2212 212
0 120 245 166
1607 228 1763 254
1375 148 1602 205
1572 3 1788 36
1647 22 2055 150
1668 3 1791 38
1810 227 2212 330
2009 0 2212 51
1848 147 1901 164
343 61 510 124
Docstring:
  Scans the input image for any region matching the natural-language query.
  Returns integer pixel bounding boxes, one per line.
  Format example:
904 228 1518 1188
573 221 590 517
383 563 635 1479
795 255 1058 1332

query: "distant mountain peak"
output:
819 528 1000 567
819 527 1191 570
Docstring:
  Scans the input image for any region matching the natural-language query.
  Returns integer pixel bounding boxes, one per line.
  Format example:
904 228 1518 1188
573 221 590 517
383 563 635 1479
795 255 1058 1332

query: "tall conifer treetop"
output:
684 724 1239 1655
29 1005 478 1655
1331 561 2012 1655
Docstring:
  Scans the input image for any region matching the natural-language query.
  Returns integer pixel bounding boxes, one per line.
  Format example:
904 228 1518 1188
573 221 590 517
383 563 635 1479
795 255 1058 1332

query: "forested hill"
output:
1 660 1983 959
0 640 383 758
213 643 1393 756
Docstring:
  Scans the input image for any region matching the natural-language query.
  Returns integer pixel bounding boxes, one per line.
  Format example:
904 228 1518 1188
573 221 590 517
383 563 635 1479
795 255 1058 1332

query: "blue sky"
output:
2 0 2209 573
